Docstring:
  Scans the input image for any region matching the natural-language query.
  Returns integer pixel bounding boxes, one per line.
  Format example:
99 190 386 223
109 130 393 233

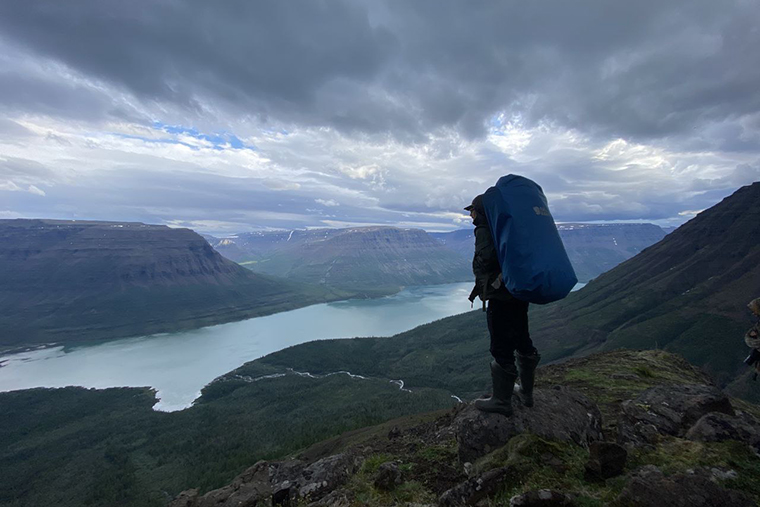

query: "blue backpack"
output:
481 174 577 304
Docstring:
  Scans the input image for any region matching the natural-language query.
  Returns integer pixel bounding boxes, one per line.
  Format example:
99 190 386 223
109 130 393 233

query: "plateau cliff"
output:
209 226 472 296
0 219 342 349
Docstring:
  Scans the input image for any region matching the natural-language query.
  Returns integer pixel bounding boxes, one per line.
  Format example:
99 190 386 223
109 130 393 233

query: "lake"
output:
0 283 476 411
0 281 586 411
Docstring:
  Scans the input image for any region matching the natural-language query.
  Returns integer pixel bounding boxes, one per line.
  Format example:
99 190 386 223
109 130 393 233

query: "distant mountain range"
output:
206 226 473 296
431 223 667 283
0 220 345 350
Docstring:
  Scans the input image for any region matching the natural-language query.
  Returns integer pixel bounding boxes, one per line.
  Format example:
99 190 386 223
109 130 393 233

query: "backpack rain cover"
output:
481 174 577 304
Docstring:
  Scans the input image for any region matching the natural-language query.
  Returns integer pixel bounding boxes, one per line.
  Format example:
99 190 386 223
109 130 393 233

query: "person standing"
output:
466 194 541 416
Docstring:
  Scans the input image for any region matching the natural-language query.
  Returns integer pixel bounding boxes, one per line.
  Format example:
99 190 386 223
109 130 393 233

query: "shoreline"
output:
0 282 475 407
0 280 473 359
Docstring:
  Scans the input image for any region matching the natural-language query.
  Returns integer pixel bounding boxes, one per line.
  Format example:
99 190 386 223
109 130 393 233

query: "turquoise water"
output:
0 281 586 411
0 283 474 411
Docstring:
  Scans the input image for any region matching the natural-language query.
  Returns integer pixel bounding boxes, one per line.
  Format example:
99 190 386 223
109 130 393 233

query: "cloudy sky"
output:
0 1 758 234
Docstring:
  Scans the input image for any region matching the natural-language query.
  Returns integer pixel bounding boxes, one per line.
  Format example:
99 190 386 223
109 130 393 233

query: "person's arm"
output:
474 226 500 274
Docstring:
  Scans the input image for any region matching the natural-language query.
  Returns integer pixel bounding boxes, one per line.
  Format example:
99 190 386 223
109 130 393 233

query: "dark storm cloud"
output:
1 0 758 142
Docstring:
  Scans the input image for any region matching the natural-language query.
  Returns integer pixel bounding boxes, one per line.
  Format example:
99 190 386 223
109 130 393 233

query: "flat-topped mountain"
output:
0 219 342 349
210 226 472 296
556 223 667 282
530 182 760 390
432 223 666 282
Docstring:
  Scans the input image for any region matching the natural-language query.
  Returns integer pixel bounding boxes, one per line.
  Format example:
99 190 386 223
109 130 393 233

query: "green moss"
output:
346 454 435 506
630 437 760 502
633 366 655 378
359 454 395 475
470 434 635 506
415 442 457 463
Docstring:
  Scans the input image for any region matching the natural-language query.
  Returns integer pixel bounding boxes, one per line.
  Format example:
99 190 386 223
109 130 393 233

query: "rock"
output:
438 467 511 506
453 387 602 463
270 453 359 505
271 459 306 486
585 441 627 479
616 466 754 507
373 462 403 491
388 426 402 439
169 489 199 507
272 481 294 506
709 467 739 481
617 384 734 447
171 462 271 507
509 489 574 506
297 454 359 501
306 489 352 507
685 412 760 450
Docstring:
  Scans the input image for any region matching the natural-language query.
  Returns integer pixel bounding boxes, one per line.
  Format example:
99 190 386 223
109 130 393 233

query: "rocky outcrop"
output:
616 465 754 507
373 462 403 491
176 461 271 507
454 386 603 463
685 412 760 451
617 384 735 446
438 467 512 506
168 352 760 507
585 441 627 479
170 454 360 507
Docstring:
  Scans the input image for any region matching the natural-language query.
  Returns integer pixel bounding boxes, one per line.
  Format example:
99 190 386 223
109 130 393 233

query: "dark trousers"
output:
486 297 534 368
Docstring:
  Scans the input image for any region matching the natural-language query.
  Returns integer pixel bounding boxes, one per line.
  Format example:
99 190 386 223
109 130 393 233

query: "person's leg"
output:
505 299 540 406
477 298 520 416
487 297 533 366
488 297 540 407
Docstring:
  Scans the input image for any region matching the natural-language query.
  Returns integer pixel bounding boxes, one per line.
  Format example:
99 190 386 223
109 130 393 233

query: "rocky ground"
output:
169 350 760 506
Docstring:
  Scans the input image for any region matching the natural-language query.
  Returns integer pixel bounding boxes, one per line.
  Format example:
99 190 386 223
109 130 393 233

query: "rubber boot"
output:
514 349 541 407
475 360 517 416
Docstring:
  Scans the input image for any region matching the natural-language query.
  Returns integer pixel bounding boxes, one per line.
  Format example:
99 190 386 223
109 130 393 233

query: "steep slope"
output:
226 227 472 296
433 223 666 282
0 219 344 349
529 182 760 387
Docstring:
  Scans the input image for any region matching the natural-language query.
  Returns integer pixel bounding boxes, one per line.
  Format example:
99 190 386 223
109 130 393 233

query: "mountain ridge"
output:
209 226 473 296
0 219 346 350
